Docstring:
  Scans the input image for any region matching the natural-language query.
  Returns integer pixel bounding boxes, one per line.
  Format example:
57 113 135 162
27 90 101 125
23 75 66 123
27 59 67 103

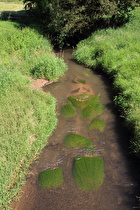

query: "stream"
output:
12 49 139 210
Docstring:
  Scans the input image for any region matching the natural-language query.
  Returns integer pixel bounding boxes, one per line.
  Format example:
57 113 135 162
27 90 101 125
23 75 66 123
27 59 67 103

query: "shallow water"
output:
12 49 139 210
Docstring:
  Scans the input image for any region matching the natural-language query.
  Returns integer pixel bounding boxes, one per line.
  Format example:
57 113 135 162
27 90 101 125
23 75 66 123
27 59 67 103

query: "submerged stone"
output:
64 133 94 150
73 156 104 191
38 168 63 189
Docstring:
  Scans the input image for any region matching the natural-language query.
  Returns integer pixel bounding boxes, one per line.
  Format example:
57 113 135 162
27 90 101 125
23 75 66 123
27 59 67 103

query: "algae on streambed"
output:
73 156 105 191
64 133 94 150
39 168 63 189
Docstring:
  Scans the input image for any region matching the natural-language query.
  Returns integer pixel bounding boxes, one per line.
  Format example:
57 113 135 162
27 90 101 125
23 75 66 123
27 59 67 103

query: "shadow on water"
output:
12 49 140 210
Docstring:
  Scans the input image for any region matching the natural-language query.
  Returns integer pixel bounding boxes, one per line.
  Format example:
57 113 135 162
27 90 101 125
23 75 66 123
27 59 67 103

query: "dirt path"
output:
11 49 139 210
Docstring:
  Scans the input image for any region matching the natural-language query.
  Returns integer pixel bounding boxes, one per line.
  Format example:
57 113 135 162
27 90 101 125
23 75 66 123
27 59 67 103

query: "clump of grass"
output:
81 103 103 119
31 54 67 80
89 119 105 132
68 94 99 110
38 168 63 189
64 133 94 150
73 156 105 191
61 102 77 118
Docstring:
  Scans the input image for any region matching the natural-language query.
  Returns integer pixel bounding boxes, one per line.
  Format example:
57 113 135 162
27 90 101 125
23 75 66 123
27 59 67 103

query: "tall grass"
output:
0 21 67 79
0 20 67 209
74 7 140 155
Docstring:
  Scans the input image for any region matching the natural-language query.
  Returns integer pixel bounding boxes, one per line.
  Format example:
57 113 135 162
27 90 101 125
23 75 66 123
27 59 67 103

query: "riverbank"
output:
74 7 140 156
0 20 67 209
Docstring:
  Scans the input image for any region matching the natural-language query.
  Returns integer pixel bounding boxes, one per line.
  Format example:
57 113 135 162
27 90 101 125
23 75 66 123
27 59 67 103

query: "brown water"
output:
12 49 139 210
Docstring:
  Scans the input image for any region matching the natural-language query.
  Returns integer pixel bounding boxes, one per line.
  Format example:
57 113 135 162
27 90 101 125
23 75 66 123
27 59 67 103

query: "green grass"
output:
89 119 105 132
74 7 140 154
38 168 63 189
73 156 105 191
61 102 77 118
0 71 57 209
0 20 67 209
64 133 94 150
0 21 67 79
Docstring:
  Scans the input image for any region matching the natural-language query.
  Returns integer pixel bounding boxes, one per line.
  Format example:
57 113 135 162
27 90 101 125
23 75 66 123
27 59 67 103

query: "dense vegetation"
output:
0 20 67 209
23 0 135 47
74 7 140 155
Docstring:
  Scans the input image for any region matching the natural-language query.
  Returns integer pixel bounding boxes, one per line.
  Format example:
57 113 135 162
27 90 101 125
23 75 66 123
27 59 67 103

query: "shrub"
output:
23 0 134 47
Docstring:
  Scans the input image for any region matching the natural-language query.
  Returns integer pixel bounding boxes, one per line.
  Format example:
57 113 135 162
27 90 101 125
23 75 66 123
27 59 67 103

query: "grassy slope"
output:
0 20 67 209
74 7 140 155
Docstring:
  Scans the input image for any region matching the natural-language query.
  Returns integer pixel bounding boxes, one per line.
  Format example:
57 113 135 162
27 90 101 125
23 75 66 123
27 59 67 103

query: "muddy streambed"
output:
12 49 139 210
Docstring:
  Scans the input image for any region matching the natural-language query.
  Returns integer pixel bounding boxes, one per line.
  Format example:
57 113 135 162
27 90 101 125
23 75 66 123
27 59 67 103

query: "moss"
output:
68 94 99 110
81 103 103 119
89 119 105 131
73 156 104 191
64 133 94 150
61 102 77 118
38 168 63 189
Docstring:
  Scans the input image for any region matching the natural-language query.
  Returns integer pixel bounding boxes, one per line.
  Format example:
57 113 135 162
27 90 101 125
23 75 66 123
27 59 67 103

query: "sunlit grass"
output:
0 1 23 12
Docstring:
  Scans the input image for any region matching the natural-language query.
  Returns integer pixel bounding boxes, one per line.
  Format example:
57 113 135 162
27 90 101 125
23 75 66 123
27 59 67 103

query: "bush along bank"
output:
0 21 67 209
73 7 140 156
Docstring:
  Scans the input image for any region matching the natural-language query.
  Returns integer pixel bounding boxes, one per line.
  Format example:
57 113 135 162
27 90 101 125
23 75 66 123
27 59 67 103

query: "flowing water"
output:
12 49 139 210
